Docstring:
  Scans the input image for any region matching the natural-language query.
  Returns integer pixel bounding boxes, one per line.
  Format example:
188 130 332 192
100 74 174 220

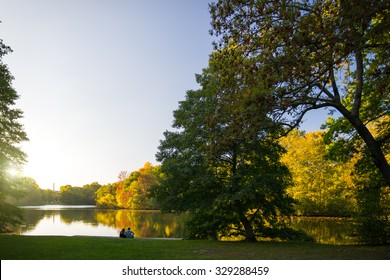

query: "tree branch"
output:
352 50 363 117
329 68 340 100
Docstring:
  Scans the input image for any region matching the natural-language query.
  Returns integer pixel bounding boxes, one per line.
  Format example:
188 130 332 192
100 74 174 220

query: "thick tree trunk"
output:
231 143 258 241
338 105 390 187
240 214 257 242
355 121 390 186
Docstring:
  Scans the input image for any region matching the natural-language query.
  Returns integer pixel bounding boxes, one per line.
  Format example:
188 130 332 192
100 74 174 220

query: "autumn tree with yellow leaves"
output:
280 130 358 216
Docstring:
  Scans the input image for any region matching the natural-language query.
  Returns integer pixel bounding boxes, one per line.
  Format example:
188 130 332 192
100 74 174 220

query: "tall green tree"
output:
152 71 304 242
209 0 390 187
0 38 28 232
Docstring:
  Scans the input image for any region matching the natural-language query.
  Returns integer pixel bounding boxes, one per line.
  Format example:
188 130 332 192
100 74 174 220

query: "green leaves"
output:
210 0 390 187
153 66 296 241
210 0 389 119
0 39 28 232
0 41 28 170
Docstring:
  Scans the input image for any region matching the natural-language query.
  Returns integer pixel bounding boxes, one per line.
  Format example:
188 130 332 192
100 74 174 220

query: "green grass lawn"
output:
0 235 389 260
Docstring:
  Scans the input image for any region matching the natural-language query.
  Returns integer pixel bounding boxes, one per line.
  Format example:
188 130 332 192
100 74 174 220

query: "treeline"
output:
7 179 101 206
10 162 160 209
62 162 160 209
58 183 101 205
95 162 160 209
7 177 59 206
6 178 103 206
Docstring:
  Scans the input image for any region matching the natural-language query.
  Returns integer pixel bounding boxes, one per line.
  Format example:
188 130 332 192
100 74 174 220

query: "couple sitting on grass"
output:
119 227 134 238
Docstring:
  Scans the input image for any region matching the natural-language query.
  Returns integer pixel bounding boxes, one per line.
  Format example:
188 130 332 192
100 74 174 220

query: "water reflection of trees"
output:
17 209 100 233
96 210 186 238
59 209 99 225
16 210 44 233
18 209 185 238
289 217 357 244
17 208 356 243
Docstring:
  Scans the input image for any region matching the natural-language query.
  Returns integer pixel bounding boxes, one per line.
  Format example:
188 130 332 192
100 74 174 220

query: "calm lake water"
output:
10 205 357 244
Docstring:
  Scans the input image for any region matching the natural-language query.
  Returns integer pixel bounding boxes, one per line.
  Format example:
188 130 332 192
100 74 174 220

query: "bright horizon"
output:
2 0 329 190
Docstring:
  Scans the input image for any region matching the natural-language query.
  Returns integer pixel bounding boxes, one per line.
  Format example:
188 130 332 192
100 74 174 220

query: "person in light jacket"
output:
124 227 134 238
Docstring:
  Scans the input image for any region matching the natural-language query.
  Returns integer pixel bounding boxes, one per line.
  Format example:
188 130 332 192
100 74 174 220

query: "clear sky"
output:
1 0 329 190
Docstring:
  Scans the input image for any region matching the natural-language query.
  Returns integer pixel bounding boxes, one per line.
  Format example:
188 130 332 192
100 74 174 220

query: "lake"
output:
10 205 357 244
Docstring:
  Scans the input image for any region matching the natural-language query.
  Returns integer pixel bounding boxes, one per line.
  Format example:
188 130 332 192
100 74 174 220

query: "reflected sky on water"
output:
22 214 117 237
16 206 185 239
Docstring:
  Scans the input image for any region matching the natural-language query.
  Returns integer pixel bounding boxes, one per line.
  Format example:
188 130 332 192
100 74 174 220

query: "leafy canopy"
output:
0 38 28 232
209 0 390 185
152 70 306 241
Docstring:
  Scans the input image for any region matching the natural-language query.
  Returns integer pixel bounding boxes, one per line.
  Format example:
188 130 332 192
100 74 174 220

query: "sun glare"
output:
7 167 19 176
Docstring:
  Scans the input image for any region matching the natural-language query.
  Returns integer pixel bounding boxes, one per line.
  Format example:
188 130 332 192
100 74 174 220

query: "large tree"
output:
0 38 28 232
152 71 305 242
209 0 390 186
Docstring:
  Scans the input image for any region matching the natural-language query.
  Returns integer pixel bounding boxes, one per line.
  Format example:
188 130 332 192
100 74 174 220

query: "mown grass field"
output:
0 235 389 260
